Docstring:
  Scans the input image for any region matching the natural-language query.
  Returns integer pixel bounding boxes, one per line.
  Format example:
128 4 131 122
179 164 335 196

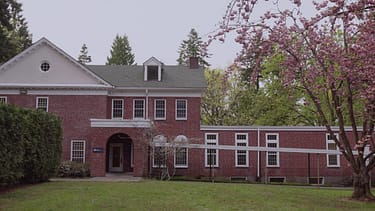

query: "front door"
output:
109 143 123 172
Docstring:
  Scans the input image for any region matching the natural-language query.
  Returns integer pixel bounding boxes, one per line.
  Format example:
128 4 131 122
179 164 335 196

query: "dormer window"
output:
147 65 159 81
143 57 163 81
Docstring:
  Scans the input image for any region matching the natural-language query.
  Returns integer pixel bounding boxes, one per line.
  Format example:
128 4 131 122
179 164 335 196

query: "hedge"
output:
0 104 62 185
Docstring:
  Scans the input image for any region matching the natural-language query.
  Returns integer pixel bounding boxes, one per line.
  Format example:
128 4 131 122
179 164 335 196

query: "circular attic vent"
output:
40 61 50 72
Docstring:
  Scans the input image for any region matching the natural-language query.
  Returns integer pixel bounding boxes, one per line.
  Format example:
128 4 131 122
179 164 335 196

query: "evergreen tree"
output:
106 34 135 65
177 28 209 67
77 43 91 64
0 0 32 64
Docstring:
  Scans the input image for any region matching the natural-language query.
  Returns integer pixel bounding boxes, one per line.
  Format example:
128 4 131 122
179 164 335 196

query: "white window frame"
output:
326 133 340 167
111 99 124 119
175 99 187 120
133 99 145 119
266 133 279 167
174 135 188 168
71 140 86 163
235 133 249 167
36 97 48 112
205 133 219 167
154 99 166 120
0 96 7 104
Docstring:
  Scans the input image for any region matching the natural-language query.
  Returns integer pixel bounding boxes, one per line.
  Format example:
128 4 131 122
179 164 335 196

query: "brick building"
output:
0 38 373 185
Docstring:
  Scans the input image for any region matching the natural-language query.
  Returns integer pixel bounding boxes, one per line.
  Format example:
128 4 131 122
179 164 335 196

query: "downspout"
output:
257 127 261 181
145 89 149 119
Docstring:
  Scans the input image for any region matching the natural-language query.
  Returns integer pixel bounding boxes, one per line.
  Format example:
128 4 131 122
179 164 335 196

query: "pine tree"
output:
177 28 209 67
77 44 92 64
0 0 32 64
106 34 135 65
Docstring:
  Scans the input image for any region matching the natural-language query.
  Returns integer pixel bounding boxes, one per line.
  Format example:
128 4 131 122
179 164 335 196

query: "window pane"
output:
175 148 187 166
155 100 165 119
176 100 187 119
71 141 85 163
134 100 144 118
112 100 123 118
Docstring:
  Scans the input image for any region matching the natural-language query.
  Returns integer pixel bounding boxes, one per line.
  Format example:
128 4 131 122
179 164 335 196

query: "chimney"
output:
189 57 199 69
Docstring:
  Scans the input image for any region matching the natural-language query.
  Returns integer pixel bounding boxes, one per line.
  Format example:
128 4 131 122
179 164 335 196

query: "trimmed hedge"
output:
0 104 62 186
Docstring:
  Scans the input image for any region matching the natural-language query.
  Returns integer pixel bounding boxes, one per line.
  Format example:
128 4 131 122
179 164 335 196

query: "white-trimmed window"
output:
36 97 48 112
175 99 187 120
112 99 123 119
205 133 218 167
133 99 145 119
235 133 248 167
71 140 86 163
0 96 7 104
326 133 340 167
153 135 167 168
174 135 188 168
266 133 279 167
154 99 166 120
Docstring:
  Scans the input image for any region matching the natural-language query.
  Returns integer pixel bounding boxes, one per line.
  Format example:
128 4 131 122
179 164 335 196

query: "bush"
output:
0 105 25 185
0 104 62 185
58 161 90 178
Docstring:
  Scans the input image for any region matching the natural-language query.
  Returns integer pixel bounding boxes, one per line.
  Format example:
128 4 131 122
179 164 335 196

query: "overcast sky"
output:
19 0 240 69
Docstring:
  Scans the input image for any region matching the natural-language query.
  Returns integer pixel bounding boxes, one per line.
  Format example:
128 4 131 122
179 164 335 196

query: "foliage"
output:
77 43 92 64
58 161 90 178
215 0 375 200
0 104 62 185
201 69 229 125
22 109 62 183
177 28 210 67
106 34 135 65
0 0 32 64
0 105 25 185
1 181 375 210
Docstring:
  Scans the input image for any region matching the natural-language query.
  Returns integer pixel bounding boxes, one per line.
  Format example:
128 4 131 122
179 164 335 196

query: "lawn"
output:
0 180 374 210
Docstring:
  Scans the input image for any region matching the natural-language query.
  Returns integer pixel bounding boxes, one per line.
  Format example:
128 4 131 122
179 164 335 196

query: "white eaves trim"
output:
90 118 151 128
0 37 112 88
0 83 110 89
200 125 362 132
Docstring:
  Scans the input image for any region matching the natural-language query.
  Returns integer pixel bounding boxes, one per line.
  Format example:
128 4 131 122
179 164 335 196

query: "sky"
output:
19 0 240 69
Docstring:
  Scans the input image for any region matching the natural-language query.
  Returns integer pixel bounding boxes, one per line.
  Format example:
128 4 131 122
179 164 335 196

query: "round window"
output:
40 62 50 72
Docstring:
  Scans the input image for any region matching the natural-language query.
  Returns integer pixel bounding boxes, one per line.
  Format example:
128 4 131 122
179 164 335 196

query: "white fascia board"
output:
110 88 204 97
0 83 110 89
90 118 151 128
200 125 362 132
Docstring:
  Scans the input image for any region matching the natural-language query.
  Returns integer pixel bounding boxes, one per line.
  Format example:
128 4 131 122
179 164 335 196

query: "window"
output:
112 99 123 119
154 99 166 120
36 97 48 112
205 133 218 167
266 133 279 167
153 135 167 167
326 133 340 167
176 99 187 120
174 135 188 168
235 133 248 167
0 96 7 104
147 65 158 81
133 99 145 119
71 140 85 163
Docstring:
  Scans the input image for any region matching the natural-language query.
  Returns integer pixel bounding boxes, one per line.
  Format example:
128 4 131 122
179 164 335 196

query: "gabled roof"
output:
87 65 206 89
0 37 112 88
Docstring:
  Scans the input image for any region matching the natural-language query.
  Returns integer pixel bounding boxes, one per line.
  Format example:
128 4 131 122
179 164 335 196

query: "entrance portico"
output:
106 133 133 173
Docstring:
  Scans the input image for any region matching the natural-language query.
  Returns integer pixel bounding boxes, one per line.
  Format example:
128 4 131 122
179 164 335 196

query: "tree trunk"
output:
352 169 375 201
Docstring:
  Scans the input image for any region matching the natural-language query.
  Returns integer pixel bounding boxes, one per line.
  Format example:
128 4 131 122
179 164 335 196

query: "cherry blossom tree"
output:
213 0 375 200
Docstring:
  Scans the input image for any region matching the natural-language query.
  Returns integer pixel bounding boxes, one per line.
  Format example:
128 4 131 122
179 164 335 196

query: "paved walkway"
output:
50 173 142 182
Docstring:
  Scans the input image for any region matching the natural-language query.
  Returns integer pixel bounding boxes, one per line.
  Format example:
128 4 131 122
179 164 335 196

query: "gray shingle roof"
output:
87 65 207 89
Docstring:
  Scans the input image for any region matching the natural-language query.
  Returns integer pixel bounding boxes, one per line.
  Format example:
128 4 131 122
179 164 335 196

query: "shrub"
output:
0 105 25 185
0 104 62 185
58 161 90 178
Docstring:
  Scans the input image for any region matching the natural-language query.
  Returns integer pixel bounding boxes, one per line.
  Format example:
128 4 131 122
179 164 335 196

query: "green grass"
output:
1 180 374 210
